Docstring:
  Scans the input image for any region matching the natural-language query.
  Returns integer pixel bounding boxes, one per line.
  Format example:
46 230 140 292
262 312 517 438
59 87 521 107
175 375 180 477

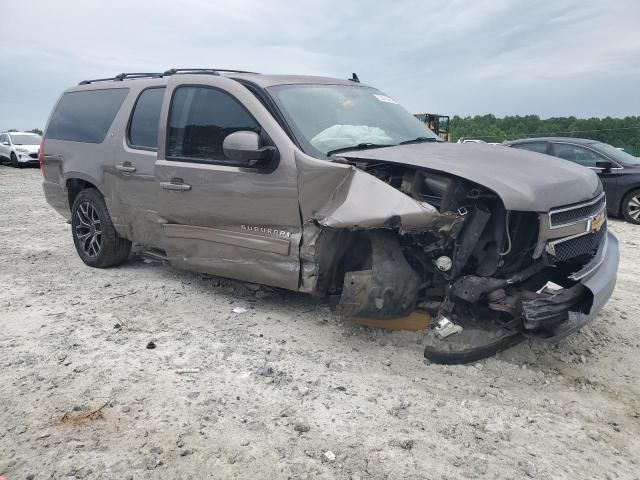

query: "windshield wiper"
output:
326 143 396 157
399 137 439 145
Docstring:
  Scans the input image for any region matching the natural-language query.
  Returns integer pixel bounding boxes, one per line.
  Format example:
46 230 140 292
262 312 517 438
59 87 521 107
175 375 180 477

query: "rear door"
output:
154 75 301 290
111 86 166 245
551 142 618 203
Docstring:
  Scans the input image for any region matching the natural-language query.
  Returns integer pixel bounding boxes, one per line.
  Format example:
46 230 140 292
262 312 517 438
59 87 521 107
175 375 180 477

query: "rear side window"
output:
128 88 165 150
512 142 548 154
46 88 129 143
166 86 260 163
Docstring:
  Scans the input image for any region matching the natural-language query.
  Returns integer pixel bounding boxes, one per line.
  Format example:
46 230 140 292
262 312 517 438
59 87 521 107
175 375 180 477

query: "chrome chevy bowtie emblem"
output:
590 211 606 233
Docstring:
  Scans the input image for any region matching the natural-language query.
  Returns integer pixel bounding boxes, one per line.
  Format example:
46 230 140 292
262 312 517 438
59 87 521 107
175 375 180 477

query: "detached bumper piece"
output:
425 232 619 364
521 284 591 331
424 331 525 365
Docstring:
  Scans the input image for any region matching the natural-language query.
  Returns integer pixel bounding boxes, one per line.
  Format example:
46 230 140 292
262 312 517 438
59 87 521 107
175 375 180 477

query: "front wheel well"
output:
66 178 98 210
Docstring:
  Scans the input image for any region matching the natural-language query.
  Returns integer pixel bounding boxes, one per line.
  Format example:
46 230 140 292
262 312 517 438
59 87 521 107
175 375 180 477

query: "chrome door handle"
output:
160 182 192 191
116 164 136 173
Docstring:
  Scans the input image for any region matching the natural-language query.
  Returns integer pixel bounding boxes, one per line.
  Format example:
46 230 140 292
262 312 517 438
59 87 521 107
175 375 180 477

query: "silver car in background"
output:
0 131 42 167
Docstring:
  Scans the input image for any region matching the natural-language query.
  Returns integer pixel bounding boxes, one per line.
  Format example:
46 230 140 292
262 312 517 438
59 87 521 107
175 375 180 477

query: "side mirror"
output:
595 160 613 172
223 131 276 167
1 141 9 146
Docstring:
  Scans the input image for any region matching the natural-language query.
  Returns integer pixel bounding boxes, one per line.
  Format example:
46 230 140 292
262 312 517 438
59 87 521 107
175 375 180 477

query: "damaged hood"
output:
340 142 601 211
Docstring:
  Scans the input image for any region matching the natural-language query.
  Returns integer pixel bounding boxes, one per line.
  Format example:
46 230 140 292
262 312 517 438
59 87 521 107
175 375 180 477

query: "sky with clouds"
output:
1 0 639 131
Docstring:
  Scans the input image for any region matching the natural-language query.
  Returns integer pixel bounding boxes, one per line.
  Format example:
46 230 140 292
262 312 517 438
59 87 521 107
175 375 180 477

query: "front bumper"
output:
543 231 619 341
16 152 39 164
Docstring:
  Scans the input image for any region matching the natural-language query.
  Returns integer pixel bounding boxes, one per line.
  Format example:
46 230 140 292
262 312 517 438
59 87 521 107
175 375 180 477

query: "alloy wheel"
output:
628 195 640 221
75 201 102 257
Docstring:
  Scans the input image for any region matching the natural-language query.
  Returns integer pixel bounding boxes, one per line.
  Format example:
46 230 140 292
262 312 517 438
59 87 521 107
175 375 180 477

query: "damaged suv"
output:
41 69 619 363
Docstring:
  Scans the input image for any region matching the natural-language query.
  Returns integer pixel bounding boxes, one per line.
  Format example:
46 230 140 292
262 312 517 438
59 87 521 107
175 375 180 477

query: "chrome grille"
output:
553 223 606 262
549 193 606 228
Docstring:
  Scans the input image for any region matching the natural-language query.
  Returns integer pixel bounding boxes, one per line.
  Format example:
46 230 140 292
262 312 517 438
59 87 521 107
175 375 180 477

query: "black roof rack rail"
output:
163 68 259 76
78 68 259 86
79 72 163 85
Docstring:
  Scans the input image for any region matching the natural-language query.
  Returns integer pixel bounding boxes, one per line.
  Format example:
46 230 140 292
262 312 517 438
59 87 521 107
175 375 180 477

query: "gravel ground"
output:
1 165 639 480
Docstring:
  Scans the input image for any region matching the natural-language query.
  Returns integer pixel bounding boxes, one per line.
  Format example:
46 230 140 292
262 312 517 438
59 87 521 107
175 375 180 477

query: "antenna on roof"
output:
349 73 360 83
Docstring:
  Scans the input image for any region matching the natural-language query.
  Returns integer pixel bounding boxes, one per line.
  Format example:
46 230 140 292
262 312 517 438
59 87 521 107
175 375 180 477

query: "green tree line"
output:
6 128 43 135
450 115 640 149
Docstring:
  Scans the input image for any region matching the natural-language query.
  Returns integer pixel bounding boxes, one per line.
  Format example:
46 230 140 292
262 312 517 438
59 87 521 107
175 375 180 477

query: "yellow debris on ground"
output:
351 311 431 331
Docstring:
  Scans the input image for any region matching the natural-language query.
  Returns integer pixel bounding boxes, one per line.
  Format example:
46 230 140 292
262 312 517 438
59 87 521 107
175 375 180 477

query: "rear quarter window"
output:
46 88 129 143
512 142 548 154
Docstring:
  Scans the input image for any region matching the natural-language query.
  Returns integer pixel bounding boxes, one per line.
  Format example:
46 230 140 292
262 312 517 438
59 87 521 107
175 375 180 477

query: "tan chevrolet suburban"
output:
41 69 619 363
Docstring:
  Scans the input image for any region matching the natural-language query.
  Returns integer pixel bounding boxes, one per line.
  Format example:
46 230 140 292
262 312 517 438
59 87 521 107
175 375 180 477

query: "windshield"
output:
8 134 41 145
594 142 640 166
267 84 440 157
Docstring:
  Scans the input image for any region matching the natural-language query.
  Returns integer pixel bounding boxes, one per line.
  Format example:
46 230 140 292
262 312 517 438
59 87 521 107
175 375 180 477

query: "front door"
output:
154 75 301 290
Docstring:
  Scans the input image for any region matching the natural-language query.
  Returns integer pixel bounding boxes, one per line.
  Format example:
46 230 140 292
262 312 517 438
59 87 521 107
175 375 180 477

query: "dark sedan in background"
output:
504 137 640 224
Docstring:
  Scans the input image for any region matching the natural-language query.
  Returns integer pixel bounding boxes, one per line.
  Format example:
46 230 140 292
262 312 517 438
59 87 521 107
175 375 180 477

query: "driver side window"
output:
166 86 261 165
553 144 603 167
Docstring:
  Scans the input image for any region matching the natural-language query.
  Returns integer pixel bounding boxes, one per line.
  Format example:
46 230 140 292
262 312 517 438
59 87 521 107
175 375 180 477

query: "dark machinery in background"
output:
414 113 450 142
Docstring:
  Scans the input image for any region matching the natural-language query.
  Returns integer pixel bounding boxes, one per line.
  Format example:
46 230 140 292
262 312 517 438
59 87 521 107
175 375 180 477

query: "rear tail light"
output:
39 138 45 175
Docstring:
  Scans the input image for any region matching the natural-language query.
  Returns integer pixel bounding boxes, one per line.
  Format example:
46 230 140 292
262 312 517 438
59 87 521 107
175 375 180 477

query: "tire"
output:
10 153 21 168
71 188 132 267
621 188 640 225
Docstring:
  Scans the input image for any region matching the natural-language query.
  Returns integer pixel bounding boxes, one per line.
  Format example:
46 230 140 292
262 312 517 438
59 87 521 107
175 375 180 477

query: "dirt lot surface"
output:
1 165 639 479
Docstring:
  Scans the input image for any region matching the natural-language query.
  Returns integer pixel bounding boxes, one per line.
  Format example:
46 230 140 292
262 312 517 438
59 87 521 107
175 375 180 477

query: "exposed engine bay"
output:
302 158 608 364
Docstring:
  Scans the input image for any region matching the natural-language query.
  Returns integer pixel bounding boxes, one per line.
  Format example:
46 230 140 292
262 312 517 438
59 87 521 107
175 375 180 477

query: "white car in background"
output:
0 131 42 167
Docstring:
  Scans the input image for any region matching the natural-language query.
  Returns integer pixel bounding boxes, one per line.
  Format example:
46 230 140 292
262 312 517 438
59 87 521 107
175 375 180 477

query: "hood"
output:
340 142 601 212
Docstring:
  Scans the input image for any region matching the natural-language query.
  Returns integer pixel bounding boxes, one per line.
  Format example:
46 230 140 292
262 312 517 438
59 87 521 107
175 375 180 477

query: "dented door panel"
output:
153 75 302 291
162 224 299 290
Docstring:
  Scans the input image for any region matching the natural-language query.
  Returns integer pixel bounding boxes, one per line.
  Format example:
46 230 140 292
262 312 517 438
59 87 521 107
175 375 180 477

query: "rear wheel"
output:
622 189 640 225
71 188 131 267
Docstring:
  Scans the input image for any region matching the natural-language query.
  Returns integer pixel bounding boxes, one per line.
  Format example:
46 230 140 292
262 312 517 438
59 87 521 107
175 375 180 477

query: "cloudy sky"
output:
1 0 639 131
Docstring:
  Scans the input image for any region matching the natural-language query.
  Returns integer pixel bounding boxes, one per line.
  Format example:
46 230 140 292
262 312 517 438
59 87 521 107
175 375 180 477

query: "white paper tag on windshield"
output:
373 94 398 104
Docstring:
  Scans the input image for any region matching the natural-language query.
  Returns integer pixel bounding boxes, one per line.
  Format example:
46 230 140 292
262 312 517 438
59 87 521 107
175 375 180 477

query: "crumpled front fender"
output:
295 151 443 231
